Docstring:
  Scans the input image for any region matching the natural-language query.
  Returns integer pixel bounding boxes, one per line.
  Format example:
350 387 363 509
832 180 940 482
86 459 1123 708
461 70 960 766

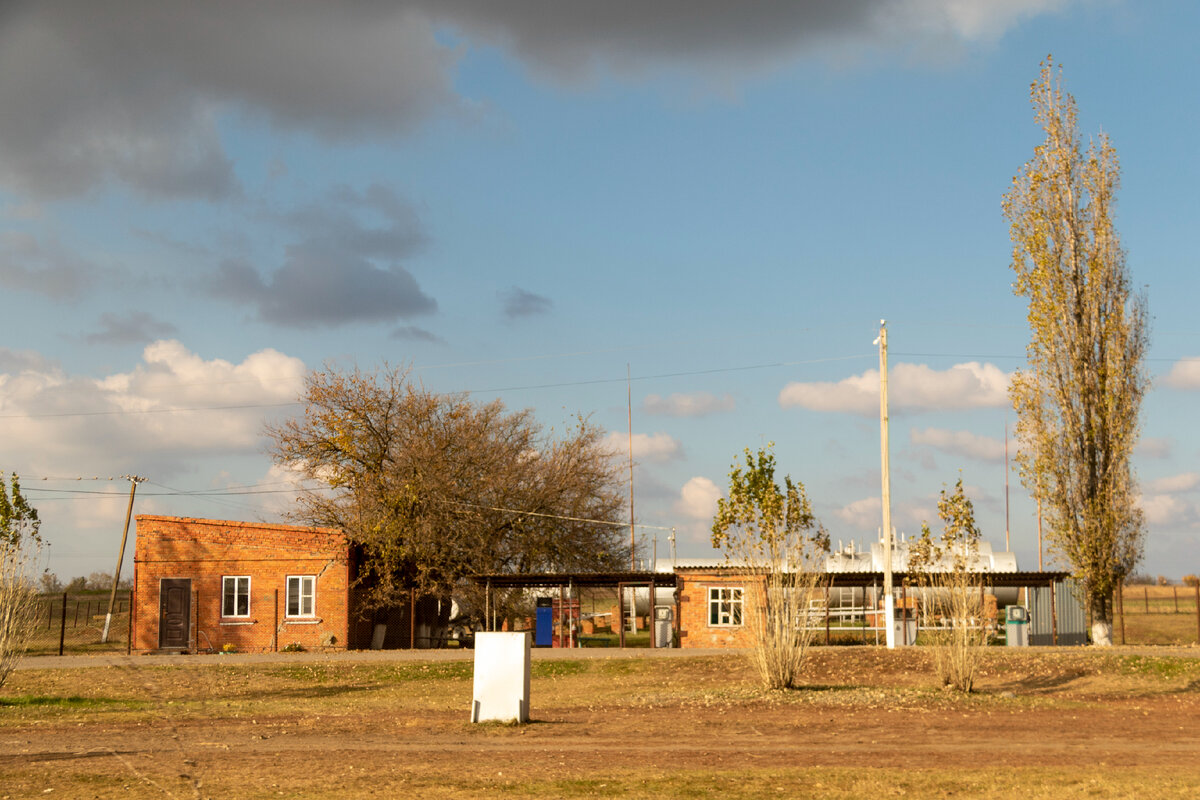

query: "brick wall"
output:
677 570 757 648
133 515 352 654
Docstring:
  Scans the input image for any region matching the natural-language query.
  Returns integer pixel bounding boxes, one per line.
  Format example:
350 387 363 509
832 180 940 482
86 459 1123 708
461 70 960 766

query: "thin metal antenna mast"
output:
628 364 635 571
1005 417 1011 553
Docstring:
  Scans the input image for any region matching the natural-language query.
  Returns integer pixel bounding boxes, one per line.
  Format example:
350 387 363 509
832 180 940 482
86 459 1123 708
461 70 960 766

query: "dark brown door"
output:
159 578 191 649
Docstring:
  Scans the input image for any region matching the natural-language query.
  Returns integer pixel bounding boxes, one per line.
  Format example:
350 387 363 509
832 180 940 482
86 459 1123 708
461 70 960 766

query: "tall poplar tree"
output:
1003 57 1149 646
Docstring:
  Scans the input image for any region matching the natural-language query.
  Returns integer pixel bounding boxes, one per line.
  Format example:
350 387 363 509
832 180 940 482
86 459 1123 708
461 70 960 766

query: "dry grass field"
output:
1117 585 1200 645
2 646 1199 799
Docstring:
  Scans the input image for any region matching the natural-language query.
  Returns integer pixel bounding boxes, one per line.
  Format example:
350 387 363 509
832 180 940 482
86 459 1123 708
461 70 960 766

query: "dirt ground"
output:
3 647 1200 798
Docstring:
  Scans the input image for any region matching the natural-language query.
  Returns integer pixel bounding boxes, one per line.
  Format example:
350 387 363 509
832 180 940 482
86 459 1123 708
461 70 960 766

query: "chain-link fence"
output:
25 591 132 656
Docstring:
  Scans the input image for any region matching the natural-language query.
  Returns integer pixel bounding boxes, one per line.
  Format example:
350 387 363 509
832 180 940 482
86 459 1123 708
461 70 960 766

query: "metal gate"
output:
1029 578 1087 646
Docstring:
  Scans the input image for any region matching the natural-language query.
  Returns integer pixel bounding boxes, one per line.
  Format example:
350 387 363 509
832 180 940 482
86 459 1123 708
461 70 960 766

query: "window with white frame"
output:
286 575 316 617
708 586 743 627
222 576 251 618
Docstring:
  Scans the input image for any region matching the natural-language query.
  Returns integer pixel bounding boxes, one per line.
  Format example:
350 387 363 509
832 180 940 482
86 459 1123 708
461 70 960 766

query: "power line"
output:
439 497 675 531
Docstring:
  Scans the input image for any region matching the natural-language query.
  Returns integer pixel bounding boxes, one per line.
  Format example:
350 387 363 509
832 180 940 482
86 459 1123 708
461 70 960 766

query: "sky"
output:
1 0 1198 583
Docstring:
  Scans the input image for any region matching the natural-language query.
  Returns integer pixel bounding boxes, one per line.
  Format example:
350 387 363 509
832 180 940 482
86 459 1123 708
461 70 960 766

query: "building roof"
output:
471 571 676 588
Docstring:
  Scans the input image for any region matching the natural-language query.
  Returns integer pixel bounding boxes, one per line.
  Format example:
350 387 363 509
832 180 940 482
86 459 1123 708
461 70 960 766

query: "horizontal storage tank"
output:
824 536 1021 606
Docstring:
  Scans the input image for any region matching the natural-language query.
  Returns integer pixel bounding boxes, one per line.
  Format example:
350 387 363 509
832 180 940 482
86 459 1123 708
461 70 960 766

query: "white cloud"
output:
779 361 1010 415
1145 472 1200 495
674 476 722 521
643 392 735 418
0 339 306 476
835 496 881 529
1137 437 1171 459
603 431 683 463
910 427 1005 462
1138 494 1197 528
256 462 327 517
834 495 933 535
1163 358 1200 390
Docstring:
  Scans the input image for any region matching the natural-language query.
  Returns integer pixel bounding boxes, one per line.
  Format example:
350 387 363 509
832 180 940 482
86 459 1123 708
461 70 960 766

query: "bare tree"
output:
910 479 988 692
1 473 43 689
267 364 628 609
712 445 829 690
1003 57 1148 646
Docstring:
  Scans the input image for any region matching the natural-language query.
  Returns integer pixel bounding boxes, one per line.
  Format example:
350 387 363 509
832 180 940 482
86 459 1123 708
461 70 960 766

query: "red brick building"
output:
132 515 359 653
675 567 757 648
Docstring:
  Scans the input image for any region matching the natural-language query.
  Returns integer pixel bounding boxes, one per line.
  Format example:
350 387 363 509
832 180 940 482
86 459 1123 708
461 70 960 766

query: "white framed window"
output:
222 576 251 618
708 586 743 627
286 575 316 617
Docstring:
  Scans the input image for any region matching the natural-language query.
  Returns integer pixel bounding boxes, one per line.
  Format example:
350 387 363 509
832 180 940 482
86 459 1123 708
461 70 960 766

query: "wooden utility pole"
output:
876 321 895 649
101 475 145 644
1037 495 1043 570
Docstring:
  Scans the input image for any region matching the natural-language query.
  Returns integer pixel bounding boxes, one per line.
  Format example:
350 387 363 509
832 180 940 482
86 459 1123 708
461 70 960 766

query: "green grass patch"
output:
1113 654 1200 680
0 690 126 710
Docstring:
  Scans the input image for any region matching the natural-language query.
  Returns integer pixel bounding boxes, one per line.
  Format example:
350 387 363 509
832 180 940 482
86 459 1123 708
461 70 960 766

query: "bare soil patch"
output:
2 647 1199 798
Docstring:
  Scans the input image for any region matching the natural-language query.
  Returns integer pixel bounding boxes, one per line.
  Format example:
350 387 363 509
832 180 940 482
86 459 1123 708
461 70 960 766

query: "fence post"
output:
1118 584 1126 645
1144 586 1149 614
1050 581 1058 646
1195 583 1199 645
58 592 67 656
126 589 134 655
824 585 831 646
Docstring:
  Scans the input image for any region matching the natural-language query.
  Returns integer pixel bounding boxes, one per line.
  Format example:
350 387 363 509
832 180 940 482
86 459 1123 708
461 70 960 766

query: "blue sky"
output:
1 1 1197 582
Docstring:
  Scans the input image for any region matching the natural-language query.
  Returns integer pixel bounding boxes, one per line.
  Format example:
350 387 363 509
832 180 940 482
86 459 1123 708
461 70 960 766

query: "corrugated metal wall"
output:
1029 578 1088 646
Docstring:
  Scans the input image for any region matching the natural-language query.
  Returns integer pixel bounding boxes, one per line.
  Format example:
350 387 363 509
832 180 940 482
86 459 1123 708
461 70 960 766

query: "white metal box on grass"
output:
470 631 531 723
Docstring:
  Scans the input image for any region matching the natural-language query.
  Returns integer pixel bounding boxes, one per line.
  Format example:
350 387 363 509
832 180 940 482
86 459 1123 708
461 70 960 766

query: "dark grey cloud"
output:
390 325 445 344
0 1 458 199
131 228 213 258
284 184 428 261
0 232 100 299
0 346 53 374
0 1 1059 199
426 1 1059 81
208 184 436 328
502 287 552 319
85 311 178 346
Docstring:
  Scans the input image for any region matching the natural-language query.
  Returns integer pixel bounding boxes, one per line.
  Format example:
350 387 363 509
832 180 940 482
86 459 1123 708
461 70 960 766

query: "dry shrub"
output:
911 479 988 693
1 472 42 690
915 570 989 692
740 569 828 691
712 446 829 690
0 537 42 689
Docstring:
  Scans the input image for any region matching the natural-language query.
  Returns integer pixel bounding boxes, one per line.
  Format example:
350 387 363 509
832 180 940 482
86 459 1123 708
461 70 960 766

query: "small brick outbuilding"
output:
132 515 358 653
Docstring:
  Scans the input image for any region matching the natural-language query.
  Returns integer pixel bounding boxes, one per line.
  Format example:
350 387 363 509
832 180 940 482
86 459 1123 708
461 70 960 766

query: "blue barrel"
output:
535 598 553 647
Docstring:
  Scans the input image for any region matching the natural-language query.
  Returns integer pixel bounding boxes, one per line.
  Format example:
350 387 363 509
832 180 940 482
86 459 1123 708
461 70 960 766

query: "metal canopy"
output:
470 570 1067 590
670 567 1072 589
471 571 676 589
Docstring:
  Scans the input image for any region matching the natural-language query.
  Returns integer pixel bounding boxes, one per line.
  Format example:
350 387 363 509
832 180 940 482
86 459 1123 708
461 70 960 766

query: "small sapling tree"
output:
910 478 988 693
1 472 43 689
712 445 829 690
